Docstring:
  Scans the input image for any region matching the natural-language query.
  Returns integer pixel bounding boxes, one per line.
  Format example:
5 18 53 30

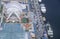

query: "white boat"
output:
40 4 46 13
46 23 53 38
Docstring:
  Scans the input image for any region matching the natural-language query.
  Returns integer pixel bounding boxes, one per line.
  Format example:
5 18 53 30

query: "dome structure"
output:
4 1 26 22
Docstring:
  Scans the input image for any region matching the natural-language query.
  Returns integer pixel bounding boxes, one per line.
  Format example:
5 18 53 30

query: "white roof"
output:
4 1 26 20
5 1 26 12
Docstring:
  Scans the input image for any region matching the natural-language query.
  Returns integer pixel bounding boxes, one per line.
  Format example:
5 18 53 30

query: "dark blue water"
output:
43 0 60 39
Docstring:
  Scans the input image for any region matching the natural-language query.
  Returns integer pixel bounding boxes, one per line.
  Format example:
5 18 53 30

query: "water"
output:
43 0 60 39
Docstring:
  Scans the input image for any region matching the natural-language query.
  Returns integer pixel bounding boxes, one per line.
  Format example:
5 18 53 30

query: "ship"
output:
0 0 53 39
